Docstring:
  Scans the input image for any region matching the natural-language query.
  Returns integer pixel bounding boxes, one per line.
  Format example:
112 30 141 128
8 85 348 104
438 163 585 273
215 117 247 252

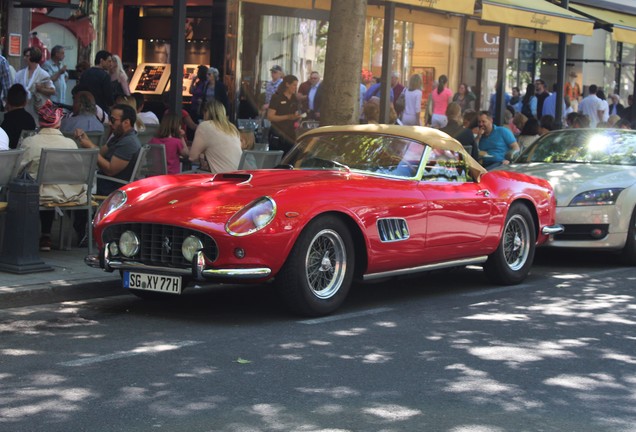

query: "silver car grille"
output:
102 223 218 267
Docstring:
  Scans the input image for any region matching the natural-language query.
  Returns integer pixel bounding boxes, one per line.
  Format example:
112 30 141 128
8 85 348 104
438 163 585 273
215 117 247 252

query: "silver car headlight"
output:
225 196 276 236
119 230 140 257
569 188 624 206
182 235 204 262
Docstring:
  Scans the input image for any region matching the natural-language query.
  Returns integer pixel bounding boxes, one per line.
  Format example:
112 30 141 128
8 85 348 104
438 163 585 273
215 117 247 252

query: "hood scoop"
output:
211 173 252 184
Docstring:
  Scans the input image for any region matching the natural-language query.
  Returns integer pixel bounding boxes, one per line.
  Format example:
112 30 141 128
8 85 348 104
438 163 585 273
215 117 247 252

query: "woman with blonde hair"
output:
149 112 189 174
109 54 130 98
189 99 242 173
401 73 422 126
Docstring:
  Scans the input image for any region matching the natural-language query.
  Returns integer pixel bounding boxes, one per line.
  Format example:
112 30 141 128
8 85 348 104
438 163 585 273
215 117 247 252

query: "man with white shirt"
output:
577 84 604 128
15 47 55 123
132 92 159 125
42 45 68 105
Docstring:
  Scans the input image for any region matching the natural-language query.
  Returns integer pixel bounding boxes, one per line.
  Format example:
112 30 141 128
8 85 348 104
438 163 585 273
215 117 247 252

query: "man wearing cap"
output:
19 100 86 251
262 65 284 112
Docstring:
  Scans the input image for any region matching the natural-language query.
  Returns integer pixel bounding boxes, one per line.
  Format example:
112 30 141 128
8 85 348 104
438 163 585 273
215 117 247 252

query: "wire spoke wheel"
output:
305 229 347 299
503 214 531 271
276 215 355 316
484 204 536 285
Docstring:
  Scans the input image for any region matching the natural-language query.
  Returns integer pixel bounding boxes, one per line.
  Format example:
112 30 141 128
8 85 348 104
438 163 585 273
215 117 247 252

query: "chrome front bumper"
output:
85 249 272 280
542 224 565 235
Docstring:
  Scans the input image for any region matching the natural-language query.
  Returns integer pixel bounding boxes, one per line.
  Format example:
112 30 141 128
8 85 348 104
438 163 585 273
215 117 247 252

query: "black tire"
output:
484 203 536 285
276 215 355 316
621 207 636 265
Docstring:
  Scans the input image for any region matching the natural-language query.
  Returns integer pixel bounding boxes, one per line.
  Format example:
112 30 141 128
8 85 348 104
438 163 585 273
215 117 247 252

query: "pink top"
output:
431 87 453 115
149 136 185 174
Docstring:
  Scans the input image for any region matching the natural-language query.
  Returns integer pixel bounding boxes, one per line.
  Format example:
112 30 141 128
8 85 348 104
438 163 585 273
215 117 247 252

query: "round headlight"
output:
182 235 204 262
119 230 140 257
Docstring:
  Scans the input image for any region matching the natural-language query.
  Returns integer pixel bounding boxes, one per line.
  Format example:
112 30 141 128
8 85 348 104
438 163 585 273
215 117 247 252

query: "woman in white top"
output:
401 73 422 126
189 99 243 173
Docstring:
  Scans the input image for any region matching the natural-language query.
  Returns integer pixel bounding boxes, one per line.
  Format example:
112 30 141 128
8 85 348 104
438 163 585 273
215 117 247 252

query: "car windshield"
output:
283 133 426 178
516 129 636 165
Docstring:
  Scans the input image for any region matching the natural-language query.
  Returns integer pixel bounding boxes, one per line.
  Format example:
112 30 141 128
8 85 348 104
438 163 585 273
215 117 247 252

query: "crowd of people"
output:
360 69 636 171
2 39 636 252
0 46 238 252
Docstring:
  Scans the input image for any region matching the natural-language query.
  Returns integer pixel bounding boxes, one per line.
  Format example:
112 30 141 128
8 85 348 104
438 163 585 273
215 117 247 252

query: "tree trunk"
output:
321 0 367 126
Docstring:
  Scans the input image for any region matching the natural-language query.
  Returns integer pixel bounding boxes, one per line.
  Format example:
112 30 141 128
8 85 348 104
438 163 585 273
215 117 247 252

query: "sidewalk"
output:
0 246 125 308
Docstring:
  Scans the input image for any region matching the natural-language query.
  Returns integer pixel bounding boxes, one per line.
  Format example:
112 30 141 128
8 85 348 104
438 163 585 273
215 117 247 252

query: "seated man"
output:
476 110 520 170
60 91 105 134
1 84 37 149
19 101 86 251
76 103 142 196
132 92 159 125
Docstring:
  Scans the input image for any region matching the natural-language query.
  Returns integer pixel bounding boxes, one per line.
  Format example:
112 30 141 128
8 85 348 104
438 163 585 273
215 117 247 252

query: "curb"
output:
0 278 127 309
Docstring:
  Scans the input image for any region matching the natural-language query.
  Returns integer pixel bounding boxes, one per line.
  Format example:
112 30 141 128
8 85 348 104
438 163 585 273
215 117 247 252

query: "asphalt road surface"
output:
1 249 635 432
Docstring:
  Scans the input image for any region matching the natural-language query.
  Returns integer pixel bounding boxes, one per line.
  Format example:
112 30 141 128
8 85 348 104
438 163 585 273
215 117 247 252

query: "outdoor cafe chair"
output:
36 147 99 254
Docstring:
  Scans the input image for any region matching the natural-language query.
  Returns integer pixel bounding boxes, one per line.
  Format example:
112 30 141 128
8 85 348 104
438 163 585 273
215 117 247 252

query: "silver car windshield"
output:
517 129 636 165
284 133 425 178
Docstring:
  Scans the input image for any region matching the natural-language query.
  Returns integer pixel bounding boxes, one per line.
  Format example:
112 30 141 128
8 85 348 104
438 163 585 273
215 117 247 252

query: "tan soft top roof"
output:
298 124 487 178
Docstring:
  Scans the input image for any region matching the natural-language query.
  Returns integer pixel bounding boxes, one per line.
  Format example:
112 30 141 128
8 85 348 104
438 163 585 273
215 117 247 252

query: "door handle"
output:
477 189 491 197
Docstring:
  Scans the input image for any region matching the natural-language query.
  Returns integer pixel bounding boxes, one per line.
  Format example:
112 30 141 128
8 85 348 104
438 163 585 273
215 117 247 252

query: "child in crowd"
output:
149 112 189 174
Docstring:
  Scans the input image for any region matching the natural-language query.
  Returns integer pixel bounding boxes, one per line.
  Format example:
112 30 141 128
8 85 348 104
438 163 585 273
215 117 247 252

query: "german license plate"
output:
124 271 182 294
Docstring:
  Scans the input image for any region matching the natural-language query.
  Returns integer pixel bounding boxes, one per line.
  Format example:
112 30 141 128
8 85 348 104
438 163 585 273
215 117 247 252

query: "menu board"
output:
129 63 172 95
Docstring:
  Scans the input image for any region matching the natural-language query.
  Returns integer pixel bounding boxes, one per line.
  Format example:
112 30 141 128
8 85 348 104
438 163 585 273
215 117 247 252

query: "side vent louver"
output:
377 218 410 242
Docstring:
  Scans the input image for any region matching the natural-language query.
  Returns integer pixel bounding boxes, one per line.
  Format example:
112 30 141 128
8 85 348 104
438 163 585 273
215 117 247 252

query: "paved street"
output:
0 249 635 432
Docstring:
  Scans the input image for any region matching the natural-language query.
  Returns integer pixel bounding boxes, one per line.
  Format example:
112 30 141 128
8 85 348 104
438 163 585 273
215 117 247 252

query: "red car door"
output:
418 149 493 254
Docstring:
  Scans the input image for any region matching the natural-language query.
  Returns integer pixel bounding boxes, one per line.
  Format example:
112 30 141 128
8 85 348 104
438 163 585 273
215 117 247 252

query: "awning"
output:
299 0 476 15
570 3 636 45
395 0 475 15
480 0 594 36
466 18 572 44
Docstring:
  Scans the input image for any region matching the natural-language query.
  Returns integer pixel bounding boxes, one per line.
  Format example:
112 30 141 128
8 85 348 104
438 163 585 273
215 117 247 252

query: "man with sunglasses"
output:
76 103 141 196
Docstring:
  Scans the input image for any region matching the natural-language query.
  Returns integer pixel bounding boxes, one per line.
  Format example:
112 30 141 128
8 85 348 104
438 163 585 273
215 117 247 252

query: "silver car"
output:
500 128 636 264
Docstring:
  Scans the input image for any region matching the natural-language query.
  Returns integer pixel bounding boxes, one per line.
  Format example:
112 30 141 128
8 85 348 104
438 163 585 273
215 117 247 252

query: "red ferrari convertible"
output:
86 124 562 316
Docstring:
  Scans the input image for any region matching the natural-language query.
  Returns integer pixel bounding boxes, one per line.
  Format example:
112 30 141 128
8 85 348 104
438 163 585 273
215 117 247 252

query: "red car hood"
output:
110 169 397 230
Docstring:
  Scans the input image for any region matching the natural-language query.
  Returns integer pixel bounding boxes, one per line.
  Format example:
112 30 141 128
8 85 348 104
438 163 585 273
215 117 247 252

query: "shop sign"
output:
8 34 22 57
474 32 514 59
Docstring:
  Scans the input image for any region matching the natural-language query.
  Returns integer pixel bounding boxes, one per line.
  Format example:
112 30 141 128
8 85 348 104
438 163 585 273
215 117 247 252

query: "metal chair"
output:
136 124 160 145
0 149 26 202
0 149 26 247
238 150 284 170
237 119 260 131
138 143 168 178
36 148 99 253
95 144 148 188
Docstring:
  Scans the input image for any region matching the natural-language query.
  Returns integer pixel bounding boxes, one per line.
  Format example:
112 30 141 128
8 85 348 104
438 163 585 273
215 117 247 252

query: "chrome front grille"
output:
377 218 410 242
103 223 218 267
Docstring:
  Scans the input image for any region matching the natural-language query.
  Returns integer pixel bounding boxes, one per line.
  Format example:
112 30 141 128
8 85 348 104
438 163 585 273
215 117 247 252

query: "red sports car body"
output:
87 124 562 316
